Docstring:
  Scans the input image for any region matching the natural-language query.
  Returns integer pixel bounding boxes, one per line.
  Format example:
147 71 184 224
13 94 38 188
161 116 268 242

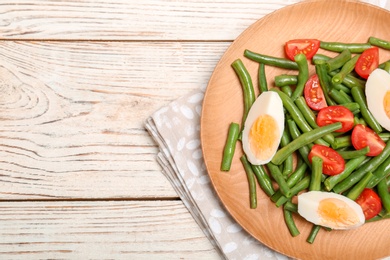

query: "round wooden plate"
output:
200 0 390 259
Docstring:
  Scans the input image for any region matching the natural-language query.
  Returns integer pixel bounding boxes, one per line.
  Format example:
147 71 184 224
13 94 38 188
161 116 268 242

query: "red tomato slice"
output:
316 105 354 132
355 47 379 79
351 124 386 156
285 39 320 61
355 188 382 220
304 74 328 111
308 144 345 175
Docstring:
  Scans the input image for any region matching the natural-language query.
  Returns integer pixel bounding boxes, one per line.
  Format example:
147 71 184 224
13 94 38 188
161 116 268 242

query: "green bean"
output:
232 59 256 131
337 146 370 159
267 162 291 197
332 82 351 94
310 156 323 191
328 89 353 105
367 154 390 188
368 36 390 50
351 86 383 133
324 155 367 191
284 201 298 213
244 50 299 70
380 208 389 217
287 120 312 167
366 212 390 222
343 102 360 114
258 63 268 94
291 53 309 101
328 70 366 89
271 162 308 203
307 225 321 244
377 178 390 214
335 146 350 151
312 53 330 64
320 41 372 53
275 74 298 87
280 127 292 147
280 128 294 176
271 88 329 146
315 63 337 106
271 160 307 202
251 164 275 197
270 189 284 203
331 135 351 150
379 59 390 69
295 96 334 146
283 207 300 237
221 122 240 171
271 122 342 165
281 86 293 97
333 140 390 193
240 155 257 209
324 49 352 72
338 89 353 103
289 162 308 186
379 132 390 142
346 172 374 200
342 74 366 89
331 54 360 84
294 98 336 148
275 176 311 207
294 96 317 129
383 62 390 74
328 89 346 105
355 117 368 126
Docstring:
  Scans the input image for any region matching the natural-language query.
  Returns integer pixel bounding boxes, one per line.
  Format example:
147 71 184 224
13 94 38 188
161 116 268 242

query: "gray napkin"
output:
145 88 288 260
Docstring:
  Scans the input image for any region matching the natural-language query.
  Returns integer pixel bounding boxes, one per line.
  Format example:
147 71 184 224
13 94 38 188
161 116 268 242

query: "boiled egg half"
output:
242 91 284 165
298 191 365 230
366 68 390 132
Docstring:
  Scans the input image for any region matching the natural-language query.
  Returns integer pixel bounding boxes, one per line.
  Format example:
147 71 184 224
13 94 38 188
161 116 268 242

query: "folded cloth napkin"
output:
145 2 390 259
145 88 288 260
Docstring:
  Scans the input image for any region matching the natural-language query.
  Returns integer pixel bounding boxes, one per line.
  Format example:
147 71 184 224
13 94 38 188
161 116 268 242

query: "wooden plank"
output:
0 41 228 200
0 200 219 259
0 0 299 40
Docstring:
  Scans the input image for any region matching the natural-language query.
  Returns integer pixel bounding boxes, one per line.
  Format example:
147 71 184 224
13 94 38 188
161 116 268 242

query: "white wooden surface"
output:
1 0 388 259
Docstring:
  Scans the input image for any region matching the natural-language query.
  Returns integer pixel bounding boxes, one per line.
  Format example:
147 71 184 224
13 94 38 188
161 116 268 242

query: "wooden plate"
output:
200 0 390 259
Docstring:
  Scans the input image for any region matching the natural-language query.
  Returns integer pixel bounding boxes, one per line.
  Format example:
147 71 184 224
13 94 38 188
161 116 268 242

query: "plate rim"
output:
200 0 390 259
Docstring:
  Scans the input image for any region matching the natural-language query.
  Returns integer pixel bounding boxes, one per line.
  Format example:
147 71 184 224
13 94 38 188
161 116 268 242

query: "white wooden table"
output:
1 1 388 259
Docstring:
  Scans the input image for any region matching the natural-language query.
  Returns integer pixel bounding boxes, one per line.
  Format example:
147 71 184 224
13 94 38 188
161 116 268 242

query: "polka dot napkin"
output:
145 2 390 259
146 88 288 259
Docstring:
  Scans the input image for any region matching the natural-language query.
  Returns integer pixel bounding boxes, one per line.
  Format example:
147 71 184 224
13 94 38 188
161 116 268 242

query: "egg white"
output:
366 68 390 132
241 91 284 165
298 191 365 230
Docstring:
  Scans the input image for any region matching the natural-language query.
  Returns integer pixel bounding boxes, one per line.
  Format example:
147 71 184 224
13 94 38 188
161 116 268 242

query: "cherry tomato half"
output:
351 124 386 156
316 105 355 132
355 47 379 79
285 39 320 61
308 144 345 175
355 188 382 220
304 74 328 111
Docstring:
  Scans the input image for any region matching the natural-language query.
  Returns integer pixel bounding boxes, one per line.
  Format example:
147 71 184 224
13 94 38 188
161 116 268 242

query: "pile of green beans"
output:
221 36 390 243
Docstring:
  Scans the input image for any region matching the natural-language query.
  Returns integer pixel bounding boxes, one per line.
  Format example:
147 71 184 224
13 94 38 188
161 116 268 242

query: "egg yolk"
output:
249 114 279 161
383 91 390 119
318 198 360 228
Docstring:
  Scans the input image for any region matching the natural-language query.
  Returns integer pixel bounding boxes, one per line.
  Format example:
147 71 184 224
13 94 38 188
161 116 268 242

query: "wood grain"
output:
0 41 227 200
0 200 219 259
1 0 389 259
201 1 390 259
0 0 300 40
